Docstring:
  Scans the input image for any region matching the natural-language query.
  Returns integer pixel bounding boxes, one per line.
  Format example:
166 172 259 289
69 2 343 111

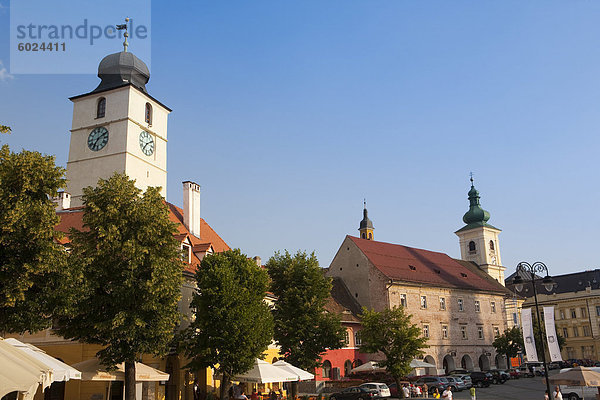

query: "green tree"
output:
266 251 345 397
359 307 429 390
0 125 10 134
55 173 183 400
183 249 274 400
0 144 67 334
493 326 523 359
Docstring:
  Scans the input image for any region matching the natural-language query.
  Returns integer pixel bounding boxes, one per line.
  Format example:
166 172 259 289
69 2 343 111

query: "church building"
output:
326 180 513 374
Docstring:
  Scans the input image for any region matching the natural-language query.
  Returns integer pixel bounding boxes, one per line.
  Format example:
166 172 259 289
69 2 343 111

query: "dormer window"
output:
145 102 152 124
181 243 191 263
97 97 106 118
468 241 476 254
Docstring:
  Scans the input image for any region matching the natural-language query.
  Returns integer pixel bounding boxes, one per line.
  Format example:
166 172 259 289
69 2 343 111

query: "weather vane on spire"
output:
116 18 130 52
364 198 367 209
469 171 474 185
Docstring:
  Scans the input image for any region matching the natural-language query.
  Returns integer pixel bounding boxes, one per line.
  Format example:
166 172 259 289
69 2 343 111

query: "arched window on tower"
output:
97 97 106 118
489 240 495 251
368 232 372 240
468 241 476 254
322 360 332 378
145 102 152 124
361 233 366 239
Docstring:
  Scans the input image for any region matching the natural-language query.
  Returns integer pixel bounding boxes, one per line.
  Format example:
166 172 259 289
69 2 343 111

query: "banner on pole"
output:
521 308 539 362
544 306 563 362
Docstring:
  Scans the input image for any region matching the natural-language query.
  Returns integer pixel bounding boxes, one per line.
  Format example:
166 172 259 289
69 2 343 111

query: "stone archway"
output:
479 355 490 371
422 355 436 375
495 354 507 369
461 355 474 371
443 355 455 374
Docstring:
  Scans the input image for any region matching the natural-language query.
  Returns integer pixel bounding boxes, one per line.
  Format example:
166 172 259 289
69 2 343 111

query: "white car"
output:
359 383 391 398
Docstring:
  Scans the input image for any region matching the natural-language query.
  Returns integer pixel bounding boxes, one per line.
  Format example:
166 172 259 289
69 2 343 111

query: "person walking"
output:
441 386 452 400
402 384 410 398
432 387 440 399
469 386 476 400
422 383 428 397
553 386 563 400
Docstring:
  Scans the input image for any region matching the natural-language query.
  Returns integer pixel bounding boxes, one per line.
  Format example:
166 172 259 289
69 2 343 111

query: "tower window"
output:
468 241 476 253
489 240 495 251
368 232 372 240
145 102 153 124
362 233 366 239
97 97 106 118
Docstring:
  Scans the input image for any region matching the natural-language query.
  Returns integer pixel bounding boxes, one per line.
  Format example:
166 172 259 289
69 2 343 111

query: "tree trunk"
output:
220 373 231 400
125 360 136 400
393 377 401 398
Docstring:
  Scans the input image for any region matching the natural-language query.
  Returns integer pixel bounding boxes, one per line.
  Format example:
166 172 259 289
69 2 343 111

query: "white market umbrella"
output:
4 338 81 382
350 361 385 374
272 360 314 381
71 358 169 382
0 338 52 399
233 358 299 383
410 359 436 369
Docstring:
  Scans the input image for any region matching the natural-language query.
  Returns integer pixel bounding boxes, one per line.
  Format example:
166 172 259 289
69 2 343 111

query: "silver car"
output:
445 376 467 391
359 383 391 398
450 374 472 389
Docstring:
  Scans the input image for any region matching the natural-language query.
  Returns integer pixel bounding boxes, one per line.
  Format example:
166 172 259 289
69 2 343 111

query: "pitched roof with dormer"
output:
55 202 230 274
347 235 510 295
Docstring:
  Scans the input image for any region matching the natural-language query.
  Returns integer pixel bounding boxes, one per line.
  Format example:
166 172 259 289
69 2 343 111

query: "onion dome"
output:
455 177 499 233
92 51 150 93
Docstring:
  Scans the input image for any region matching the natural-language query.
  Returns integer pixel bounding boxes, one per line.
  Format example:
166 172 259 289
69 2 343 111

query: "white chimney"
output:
55 191 71 211
183 181 201 238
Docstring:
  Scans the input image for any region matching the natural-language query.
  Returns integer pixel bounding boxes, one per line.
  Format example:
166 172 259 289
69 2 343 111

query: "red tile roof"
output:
55 202 230 274
348 236 509 294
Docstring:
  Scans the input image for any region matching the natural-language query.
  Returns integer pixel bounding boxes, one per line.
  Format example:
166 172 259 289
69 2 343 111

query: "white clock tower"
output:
455 178 506 285
65 50 170 207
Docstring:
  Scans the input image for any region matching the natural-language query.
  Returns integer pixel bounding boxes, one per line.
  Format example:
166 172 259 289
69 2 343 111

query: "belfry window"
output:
489 240 495 251
468 241 476 253
97 97 106 118
145 102 152 124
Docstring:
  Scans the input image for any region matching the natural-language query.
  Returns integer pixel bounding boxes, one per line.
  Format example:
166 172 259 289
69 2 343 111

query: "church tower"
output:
65 46 170 207
455 178 506 285
358 201 374 240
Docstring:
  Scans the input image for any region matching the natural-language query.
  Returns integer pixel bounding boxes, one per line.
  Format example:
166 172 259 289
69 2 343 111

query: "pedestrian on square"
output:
441 386 452 400
553 386 563 400
544 390 549 400
415 385 421 397
432 387 440 399
469 386 476 400
422 383 428 397
402 384 410 398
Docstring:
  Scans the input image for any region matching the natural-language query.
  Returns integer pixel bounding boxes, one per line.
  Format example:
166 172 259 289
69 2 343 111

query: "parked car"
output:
488 369 509 384
549 362 561 370
413 376 450 394
449 374 473 389
359 383 391 398
507 368 528 379
386 382 409 398
469 371 492 388
329 387 377 400
444 377 466 391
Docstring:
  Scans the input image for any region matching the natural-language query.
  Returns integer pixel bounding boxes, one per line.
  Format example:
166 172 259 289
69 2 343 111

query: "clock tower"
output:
455 178 506 285
65 50 170 207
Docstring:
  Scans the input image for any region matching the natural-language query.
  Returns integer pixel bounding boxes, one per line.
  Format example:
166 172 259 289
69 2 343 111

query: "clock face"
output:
87 127 109 151
139 131 154 156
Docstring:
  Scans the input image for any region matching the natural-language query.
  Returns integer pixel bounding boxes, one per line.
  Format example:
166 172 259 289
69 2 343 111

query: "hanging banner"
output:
544 306 563 362
521 308 539 362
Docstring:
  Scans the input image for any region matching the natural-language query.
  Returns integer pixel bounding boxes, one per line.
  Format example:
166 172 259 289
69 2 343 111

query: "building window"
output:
442 325 448 339
583 325 591 337
354 331 361 346
461 326 468 340
478 327 484 339
97 97 106 118
567 347 575 359
468 241 476 253
494 326 500 337
322 360 331 378
573 327 579 337
344 360 353 377
563 327 569 338
475 300 481 312
421 295 427 309
489 240 495 251
513 312 518 325
423 325 429 338
368 232 372 239
571 309 577 318
145 102 152 124
581 307 587 318
560 309 565 320
490 301 496 313
344 330 350 346
400 294 407 308
181 244 191 263
596 306 600 317
440 297 446 310
458 298 464 312
361 233 366 239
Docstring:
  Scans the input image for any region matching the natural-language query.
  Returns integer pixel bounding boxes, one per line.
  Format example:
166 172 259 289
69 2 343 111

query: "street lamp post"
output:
512 261 555 398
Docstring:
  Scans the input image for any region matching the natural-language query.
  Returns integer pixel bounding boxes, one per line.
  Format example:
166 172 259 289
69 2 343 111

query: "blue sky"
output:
1 1 600 277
